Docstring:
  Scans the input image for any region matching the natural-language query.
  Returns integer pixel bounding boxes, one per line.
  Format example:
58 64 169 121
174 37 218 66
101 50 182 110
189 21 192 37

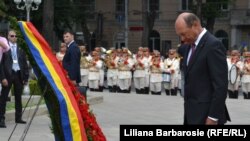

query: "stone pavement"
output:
0 90 249 141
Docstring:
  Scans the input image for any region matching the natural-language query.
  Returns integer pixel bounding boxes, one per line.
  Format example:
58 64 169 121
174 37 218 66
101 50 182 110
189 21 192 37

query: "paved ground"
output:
0 90 249 141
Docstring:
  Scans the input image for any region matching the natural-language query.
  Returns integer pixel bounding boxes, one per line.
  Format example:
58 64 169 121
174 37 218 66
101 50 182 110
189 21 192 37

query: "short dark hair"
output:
63 30 74 35
183 13 200 28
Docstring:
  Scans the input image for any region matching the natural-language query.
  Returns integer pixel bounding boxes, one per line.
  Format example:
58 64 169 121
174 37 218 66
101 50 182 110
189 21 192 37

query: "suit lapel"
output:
16 47 20 59
186 32 209 73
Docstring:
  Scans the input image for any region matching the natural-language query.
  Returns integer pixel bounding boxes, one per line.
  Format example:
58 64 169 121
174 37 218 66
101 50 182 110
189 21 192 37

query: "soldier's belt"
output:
151 71 161 74
89 70 99 72
119 69 130 71
135 68 144 70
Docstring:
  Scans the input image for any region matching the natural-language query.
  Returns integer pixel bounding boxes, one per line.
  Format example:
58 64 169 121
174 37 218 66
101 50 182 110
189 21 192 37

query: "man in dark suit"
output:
0 30 29 128
62 31 81 86
175 12 231 125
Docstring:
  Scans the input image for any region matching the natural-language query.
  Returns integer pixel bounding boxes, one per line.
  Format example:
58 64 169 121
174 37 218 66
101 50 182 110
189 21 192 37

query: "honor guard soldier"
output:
117 48 134 93
149 51 164 95
227 50 243 98
241 51 250 99
163 49 180 96
94 47 105 91
105 48 119 92
79 45 90 88
143 47 152 94
88 51 103 91
133 50 149 94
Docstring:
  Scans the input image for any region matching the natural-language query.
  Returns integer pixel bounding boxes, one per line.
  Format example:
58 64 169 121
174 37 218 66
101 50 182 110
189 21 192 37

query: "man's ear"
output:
192 21 199 28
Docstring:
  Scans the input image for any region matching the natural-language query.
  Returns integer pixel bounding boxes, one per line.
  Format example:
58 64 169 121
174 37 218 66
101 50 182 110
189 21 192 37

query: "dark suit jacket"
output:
178 44 189 71
62 41 81 83
183 31 230 124
0 47 29 82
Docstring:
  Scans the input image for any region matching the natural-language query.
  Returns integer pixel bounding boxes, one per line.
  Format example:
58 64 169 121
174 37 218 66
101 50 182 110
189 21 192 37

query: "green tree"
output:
192 0 231 33
42 0 55 49
0 0 7 18
141 0 157 47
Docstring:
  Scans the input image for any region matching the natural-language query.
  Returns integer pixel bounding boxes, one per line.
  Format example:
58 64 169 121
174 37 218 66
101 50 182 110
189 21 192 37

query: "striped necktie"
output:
188 44 196 65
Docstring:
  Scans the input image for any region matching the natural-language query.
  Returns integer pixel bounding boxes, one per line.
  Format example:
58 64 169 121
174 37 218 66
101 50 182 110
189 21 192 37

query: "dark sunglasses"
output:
10 35 17 38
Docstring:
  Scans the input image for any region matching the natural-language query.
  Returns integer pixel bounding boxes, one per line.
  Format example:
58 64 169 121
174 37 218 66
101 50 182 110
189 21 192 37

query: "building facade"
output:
85 0 250 53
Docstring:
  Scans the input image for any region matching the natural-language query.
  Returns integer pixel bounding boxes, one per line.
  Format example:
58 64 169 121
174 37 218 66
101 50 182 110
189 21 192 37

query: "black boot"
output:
99 86 104 92
117 87 121 93
165 90 170 95
139 89 144 94
135 89 140 94
246 92 250 99
233 91 238 99
156 91 161 95
15 119 26 124
0 119 6 128
170 89 176 96
228 90 234 98
144 87 149 94
113 86 117 93
108 86 113 92
125 89 130 93
243 92 247 99
173 87 178 96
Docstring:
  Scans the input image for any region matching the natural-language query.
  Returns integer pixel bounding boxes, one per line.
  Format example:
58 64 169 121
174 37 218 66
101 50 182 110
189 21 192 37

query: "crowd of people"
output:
227 49 250 99
67 45 184 96
55 33 250 101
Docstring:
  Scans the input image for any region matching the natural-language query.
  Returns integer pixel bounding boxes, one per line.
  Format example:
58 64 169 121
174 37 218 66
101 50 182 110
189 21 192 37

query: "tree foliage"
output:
192 0 232 33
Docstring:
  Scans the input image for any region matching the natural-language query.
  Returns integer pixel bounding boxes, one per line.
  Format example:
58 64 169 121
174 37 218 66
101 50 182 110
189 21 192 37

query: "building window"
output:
84 0 96 19
206 0 229 18
149 30 160 52
148 0 159 19
181 0 192 11
116 0 125 23
114 32 125 49
215 30 228 50
220 2 228 11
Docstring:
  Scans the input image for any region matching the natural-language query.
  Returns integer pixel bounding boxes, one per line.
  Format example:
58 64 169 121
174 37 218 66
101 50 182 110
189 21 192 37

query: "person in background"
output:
0 30 29 128
149 51 164 95
226 50 243 99
163 49 180 96
143 47 151 94
133 49 148 94
62 30 81 86
241 51 250 99
117 48 134 93
79 45 90 88
105 48 119 93
88 51 103 91
56 42 67 64
175 12 230 125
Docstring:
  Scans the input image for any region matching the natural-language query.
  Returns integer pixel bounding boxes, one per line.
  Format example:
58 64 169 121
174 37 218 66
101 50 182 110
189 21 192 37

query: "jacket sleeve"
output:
21 50 29 82
0 53 6 81
207 41 228 119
